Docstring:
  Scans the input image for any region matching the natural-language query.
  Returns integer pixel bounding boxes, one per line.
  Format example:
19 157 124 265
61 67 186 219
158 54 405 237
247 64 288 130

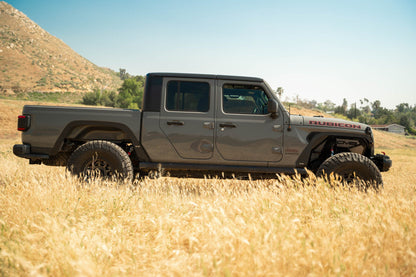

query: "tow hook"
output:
371 153 392 172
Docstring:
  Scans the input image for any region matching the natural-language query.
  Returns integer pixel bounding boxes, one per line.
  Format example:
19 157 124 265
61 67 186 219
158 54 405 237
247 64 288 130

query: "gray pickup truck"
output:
13 72 391 187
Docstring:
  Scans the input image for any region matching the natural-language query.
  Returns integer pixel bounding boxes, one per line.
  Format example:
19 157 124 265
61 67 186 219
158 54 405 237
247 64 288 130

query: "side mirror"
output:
267 99 279 118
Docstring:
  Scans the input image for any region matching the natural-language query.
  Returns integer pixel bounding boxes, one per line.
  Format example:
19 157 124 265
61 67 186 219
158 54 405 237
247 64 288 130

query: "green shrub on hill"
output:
82 90 117 107
82 76 144 109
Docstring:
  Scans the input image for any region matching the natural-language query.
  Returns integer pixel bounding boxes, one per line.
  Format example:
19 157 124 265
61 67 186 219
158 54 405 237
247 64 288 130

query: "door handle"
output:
219 123 236 128
167 121 184 126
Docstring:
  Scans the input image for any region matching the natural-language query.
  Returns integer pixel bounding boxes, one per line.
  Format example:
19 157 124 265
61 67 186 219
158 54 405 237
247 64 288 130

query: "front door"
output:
159 78 215 160
215 80 284 164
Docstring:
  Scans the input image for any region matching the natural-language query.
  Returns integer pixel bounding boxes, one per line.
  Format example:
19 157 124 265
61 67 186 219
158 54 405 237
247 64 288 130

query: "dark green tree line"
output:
333 98 416 135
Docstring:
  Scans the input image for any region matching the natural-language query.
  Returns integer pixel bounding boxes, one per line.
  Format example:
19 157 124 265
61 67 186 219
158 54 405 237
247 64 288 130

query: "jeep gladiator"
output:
13 72 392 186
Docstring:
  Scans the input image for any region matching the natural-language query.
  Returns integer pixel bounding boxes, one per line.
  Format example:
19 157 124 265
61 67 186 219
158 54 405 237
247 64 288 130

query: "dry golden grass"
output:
1 138 415 276
374 130 416 149
1 99 416 276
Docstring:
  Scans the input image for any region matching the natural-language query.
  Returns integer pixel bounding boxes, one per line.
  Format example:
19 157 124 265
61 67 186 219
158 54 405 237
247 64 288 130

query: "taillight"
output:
17 115 31 131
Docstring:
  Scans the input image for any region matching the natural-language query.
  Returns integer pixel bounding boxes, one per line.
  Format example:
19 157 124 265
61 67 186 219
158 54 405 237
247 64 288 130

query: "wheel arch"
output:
49 120 150 162
296 132 374 171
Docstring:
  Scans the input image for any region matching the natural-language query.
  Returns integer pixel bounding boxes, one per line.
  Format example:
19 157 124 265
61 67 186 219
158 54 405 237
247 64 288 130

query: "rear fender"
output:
50 121 150 162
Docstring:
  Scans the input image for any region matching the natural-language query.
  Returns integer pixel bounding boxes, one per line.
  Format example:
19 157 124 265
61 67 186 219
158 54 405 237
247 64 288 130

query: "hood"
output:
291 115 369 131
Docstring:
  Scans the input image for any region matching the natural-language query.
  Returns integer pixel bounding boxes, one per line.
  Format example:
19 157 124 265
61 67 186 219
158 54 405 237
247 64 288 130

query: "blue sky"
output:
7 0 416 108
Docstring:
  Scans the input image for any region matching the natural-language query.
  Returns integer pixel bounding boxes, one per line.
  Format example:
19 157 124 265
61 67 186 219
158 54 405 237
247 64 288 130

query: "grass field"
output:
1 99 416 276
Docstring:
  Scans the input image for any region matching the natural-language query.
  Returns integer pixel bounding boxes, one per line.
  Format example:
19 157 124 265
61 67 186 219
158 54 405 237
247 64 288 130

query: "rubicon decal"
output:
309 120 362 129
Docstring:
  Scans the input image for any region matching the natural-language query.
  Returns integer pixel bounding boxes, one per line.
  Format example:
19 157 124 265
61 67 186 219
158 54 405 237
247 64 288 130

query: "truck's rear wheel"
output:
67 140 133 181
317 152 383 190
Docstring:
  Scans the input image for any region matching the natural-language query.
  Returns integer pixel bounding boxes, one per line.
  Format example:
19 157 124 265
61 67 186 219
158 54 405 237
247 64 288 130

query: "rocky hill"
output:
0 1 122 94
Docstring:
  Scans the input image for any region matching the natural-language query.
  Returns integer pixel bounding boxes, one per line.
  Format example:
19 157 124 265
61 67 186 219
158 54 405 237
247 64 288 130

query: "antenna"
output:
287 104 292 131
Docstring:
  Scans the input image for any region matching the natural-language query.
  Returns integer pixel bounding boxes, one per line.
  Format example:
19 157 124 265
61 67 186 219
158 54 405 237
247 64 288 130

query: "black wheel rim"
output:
83 158 113 178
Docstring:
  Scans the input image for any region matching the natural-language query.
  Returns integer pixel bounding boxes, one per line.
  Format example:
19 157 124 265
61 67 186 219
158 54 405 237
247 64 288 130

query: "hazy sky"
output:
7 0 416 109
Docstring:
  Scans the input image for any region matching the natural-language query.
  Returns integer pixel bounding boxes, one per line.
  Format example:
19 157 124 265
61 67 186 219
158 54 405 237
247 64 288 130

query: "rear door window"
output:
166 81 210 112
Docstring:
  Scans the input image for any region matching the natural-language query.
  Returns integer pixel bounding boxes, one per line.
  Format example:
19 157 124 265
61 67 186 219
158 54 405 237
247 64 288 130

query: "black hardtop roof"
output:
147 72 264 82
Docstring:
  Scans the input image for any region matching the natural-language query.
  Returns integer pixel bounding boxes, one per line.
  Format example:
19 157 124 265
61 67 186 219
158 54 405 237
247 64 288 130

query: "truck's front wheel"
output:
317 152 383 190
67 140 133 181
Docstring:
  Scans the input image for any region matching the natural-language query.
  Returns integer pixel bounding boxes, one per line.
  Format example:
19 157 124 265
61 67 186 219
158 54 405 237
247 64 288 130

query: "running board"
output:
139 162 307 175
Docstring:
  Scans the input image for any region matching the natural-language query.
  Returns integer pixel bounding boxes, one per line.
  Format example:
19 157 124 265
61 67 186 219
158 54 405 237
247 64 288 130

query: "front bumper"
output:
371 153 392 172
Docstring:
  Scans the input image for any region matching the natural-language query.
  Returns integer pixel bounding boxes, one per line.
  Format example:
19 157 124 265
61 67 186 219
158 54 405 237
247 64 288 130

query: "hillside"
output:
0 1 121 94
286 106 330 118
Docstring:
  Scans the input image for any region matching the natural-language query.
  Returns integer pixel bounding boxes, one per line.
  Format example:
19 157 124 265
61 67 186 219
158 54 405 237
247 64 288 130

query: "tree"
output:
399 115 412 129
371 100 381 112
119 68 128 80
82 75 145 109
334 98 348 115
100 91 117 107
82 89 117 107
396 103 410 113
342 98 348 112
276 87 284 99
82 90 101 106
135 75 145 86
347 103 361 119
317 100 335 112
359 98 370 114
117 78 144 109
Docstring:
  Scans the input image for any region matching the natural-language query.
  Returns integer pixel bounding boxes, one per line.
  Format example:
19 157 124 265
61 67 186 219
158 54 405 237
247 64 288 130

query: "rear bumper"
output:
13 144 49 161
371 154 392 172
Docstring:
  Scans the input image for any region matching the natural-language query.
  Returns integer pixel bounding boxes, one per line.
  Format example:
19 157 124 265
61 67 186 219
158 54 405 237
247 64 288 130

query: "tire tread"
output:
67 140 133 181
317 152 383 189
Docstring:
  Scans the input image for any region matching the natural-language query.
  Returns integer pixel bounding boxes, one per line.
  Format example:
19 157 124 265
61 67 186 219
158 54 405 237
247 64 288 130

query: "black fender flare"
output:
49 120 150 162
295 132 374 168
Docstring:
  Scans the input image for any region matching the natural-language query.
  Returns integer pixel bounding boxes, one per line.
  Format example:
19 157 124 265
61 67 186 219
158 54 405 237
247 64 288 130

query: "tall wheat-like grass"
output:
1 141 415 276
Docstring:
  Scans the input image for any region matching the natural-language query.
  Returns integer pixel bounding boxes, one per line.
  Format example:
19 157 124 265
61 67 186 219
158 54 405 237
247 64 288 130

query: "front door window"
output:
222 84 269 115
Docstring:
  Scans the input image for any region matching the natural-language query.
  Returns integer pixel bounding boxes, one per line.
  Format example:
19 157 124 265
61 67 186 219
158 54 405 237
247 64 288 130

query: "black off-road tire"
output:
67 140 133 181
317 152 383 190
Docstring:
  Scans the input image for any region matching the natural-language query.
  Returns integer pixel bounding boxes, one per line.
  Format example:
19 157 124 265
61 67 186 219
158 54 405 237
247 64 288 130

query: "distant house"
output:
371 124 406 135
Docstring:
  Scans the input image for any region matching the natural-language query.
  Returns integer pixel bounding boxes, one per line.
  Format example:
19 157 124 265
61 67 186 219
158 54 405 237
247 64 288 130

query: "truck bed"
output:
20 105 142 155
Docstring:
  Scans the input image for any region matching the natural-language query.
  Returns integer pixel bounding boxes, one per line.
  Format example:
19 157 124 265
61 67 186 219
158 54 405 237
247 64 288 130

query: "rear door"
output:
215 80 284 164
159 78 215 160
